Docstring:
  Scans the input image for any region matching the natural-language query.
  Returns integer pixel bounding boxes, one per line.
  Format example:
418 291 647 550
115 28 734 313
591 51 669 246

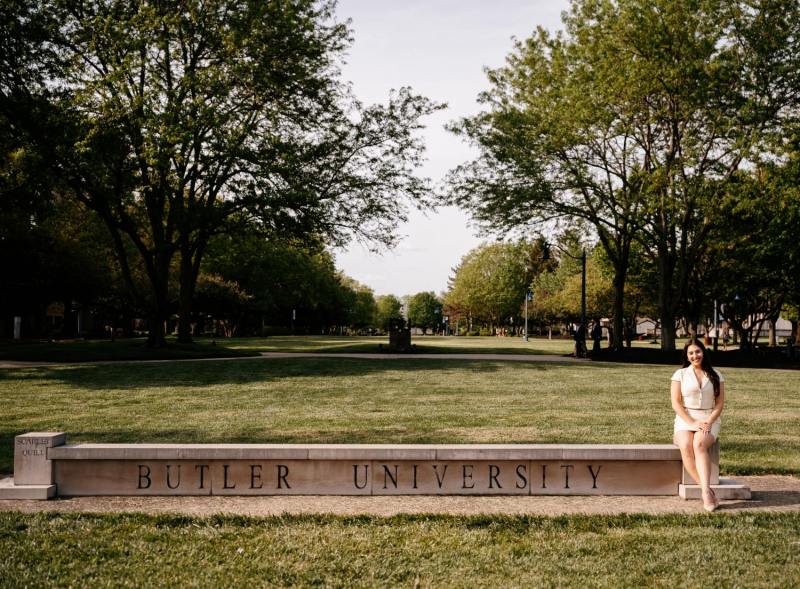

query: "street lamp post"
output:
524 290 532 342
580 248 586 343
713 299 719 352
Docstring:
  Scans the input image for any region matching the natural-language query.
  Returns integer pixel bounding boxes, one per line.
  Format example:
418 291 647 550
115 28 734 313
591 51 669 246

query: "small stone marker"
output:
0 432 66 499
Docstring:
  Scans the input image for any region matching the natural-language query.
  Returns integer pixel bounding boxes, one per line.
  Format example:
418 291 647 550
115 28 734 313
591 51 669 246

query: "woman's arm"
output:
707 382 725 424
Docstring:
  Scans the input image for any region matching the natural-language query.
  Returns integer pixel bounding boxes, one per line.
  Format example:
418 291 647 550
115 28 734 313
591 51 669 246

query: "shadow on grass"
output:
0 357 571 390
0 338 258 363
594 346 800 370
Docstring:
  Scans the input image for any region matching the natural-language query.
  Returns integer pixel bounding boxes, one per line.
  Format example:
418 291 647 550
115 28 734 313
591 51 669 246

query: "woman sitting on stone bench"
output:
671 338 725 512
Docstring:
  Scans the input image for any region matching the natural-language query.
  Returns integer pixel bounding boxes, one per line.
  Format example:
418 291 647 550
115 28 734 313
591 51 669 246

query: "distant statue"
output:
388 318 412 353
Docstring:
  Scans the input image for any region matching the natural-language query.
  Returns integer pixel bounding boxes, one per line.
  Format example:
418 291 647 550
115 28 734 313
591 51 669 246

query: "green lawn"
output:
1 512 798 588
2 356 798 587
1 357 797 475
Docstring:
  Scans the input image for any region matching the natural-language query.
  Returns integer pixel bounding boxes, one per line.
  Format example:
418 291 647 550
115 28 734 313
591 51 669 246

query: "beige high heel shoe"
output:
703 489 718 512
710 488 720 509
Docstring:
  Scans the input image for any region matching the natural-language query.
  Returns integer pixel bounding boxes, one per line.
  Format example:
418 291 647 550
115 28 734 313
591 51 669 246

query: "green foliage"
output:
406 291 442 334
443 240 547 329
532 248 613 324
1 0 442 345
0 194 127 336
193 274 253 337
337 277 377 332
446 0 800 350
701 160 800 347
375 294 403 331
202 233 350 333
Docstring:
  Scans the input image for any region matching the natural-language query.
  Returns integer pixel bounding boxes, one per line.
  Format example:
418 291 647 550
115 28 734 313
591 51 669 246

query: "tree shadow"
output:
0 357 569 390
719 490 800 510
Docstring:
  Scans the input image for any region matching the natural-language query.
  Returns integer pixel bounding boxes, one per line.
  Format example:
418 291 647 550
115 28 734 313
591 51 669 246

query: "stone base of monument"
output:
0 432 751 501
678 478 752 500
0 476 56 499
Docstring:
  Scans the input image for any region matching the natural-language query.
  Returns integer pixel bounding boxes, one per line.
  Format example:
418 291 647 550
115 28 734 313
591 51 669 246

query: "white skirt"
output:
674 408 721 439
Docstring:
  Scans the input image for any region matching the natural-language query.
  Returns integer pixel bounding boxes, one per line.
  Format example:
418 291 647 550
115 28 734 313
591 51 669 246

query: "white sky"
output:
333 0 569 297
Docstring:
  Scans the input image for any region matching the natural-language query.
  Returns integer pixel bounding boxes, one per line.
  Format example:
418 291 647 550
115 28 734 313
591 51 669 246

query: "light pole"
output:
524 290 532 342
713 299 719 352
580 248 586 343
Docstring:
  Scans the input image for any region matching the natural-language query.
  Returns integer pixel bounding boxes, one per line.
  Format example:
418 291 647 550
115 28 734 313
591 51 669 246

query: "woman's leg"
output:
674 431 699 484
693 432 717 504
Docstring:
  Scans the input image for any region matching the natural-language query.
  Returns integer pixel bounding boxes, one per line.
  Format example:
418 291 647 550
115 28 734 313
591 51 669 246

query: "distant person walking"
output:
573 323 587 358
671 338 725 512
590 319 602 354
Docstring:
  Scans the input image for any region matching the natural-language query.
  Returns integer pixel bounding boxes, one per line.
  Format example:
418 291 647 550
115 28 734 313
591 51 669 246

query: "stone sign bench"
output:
0 432 750 500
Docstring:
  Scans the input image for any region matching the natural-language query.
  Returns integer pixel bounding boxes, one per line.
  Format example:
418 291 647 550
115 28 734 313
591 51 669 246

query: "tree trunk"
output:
610 264 626 352
768 318 777 347
177 249 196 344
146 279 170 348
147 313 167 347
177 236 208 344
657 257 677 352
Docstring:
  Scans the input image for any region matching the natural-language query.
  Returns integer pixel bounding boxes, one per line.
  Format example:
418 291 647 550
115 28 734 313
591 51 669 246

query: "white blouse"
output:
671 366 724 410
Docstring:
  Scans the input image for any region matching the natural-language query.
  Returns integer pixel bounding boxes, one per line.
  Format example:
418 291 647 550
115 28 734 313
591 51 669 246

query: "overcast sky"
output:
333 0 570 297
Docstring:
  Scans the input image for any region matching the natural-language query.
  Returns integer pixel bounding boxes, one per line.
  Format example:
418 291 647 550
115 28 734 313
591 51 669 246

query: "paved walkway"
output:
1 476 797 517
258 352 584 362
0 351 586 369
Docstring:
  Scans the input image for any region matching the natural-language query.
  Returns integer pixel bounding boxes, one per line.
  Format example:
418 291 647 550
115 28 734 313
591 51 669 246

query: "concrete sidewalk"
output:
258 352 585 362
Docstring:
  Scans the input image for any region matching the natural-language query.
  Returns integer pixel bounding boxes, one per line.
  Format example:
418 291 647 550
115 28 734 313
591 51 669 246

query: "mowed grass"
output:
1 357 798 475
1 511 798 588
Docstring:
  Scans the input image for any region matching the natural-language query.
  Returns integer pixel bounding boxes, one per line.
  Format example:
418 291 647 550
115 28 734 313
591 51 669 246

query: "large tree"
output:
407 291 442 335
201 231 347 334
447 0 800 350
702 161 800 350
375 294 403 332
443 240 545 332
3 0 441 346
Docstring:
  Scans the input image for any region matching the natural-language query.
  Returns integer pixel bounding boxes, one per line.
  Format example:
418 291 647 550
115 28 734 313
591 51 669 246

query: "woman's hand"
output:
695 421 711 434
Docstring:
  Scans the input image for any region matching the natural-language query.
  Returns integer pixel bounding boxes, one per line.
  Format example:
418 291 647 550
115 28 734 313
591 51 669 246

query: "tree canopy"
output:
407 291 442 334
446 0 800 350
375 294 403 331
443 240 547 330
2 0 441 346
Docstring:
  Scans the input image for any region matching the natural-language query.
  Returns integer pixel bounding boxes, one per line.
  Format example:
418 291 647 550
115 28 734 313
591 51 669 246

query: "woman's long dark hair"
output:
682 338 721 397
